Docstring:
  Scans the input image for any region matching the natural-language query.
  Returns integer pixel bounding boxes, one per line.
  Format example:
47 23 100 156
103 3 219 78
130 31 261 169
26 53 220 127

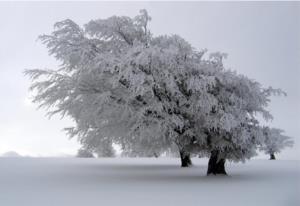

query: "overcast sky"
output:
0 2 299 159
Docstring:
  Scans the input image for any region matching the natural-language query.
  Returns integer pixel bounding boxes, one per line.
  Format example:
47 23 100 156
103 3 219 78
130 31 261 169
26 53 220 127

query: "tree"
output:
260 127 294 160
25 10 214 167
25 10 290 174
76 147 94 158
182 58 287 175
26 10 153 160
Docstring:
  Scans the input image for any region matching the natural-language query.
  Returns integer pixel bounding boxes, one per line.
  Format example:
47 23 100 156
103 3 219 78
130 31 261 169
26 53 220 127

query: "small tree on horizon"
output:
76 147 94 158
260 127 294 160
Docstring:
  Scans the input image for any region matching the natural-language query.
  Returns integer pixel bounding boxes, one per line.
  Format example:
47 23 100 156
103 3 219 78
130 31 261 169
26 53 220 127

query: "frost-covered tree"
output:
76 147 94 158
25 10 290 174
181 54 287 174
94 139 116 157
260 127 294 160
25 10 214 167
25 10 152 160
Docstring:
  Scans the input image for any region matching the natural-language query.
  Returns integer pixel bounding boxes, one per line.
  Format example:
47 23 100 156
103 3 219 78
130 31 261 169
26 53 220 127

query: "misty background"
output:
0 2 299 159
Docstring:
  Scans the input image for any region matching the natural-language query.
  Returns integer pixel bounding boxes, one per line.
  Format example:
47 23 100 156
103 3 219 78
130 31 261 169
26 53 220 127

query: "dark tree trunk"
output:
270 153 276 160
180 150 192 167
207 150 227 175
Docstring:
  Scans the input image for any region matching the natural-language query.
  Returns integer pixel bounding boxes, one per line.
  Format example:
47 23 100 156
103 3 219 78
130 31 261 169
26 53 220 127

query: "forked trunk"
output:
180 150 192 167
270 153 276 160
207 150 227 175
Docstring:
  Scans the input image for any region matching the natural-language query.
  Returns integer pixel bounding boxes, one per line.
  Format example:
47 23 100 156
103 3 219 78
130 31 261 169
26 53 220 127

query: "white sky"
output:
0 2 299 159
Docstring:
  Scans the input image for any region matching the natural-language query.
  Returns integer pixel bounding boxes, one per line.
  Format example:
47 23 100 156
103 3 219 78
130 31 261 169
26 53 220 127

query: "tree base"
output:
270 153 276 160
180 151 192 167
207 150 227 175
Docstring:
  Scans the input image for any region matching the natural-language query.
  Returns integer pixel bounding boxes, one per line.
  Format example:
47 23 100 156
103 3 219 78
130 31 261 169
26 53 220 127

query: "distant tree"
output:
94 139 116 157
260 127 294 160
76 148 94 158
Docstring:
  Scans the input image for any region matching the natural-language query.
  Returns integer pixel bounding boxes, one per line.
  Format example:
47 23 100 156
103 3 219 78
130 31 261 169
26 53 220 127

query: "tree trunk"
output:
180 150 192 167
207 150 227 175
270 153 276 160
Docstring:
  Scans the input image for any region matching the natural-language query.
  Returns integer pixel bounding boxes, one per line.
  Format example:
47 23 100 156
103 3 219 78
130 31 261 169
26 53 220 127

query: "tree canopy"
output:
25 10 293 175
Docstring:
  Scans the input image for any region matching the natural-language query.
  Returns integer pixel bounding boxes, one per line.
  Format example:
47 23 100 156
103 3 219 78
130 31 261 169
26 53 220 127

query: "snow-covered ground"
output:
0 158 299 206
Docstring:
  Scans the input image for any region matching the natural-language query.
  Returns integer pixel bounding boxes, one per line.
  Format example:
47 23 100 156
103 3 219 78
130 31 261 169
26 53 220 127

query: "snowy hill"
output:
0 158 299 206
1 151 22 157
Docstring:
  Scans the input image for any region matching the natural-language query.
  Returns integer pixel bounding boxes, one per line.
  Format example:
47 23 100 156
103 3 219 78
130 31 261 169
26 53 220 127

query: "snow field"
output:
0 158 299 206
